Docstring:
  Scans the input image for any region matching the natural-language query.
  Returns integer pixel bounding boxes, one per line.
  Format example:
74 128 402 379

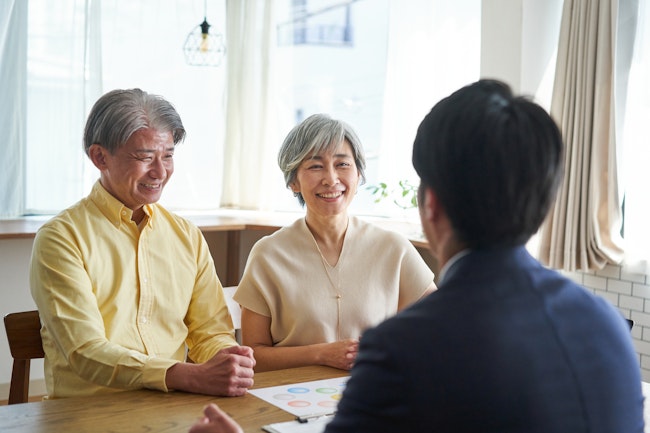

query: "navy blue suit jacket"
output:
326 246 644 433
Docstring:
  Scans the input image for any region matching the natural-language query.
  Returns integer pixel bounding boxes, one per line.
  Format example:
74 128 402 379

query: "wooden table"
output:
0 365 348 433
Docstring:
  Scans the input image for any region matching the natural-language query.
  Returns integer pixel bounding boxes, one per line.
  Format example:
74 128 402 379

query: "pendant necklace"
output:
316 246 343 341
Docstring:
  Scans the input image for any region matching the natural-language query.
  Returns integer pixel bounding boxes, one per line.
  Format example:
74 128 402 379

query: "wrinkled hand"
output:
319 339 359 370
167 345 255 396
198 346 255 396
188 404 242 433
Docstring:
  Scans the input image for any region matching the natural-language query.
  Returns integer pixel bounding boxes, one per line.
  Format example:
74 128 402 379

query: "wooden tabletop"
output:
0 365 348 433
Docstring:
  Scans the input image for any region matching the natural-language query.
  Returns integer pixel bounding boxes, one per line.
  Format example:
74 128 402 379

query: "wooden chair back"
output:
3 310 44 404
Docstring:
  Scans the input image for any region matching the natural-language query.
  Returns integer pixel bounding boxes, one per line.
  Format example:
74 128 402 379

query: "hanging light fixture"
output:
183 0 226 67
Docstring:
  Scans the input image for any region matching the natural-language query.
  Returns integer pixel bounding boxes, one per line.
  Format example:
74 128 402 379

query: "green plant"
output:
366 179 418 210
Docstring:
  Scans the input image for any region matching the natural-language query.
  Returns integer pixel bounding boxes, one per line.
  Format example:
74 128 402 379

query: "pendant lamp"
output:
183 0 226 67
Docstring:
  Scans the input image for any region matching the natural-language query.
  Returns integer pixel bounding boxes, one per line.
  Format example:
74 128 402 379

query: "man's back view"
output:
325 79 645 433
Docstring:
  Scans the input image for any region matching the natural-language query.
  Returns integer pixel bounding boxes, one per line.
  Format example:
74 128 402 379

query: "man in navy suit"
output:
188 79 645 433
324 79 645 433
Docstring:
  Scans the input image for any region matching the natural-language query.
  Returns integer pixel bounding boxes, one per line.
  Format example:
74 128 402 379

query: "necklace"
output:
315 244 343 341
306 216 348 341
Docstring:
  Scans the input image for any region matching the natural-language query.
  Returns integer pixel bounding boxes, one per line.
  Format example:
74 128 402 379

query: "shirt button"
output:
141 317 147 324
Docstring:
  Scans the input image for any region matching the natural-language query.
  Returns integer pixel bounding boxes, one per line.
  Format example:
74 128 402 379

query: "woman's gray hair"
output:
278 113 367 206
83 88 186 155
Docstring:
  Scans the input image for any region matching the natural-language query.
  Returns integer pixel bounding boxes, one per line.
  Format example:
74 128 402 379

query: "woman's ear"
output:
88 144 108 170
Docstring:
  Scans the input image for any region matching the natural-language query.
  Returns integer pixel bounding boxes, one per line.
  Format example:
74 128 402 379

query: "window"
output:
25 0 97 213
22 0 227 214
3 0 480 218
274 0 481 216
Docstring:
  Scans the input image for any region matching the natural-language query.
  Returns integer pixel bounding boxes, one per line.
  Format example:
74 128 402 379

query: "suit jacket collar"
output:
440 245 535 289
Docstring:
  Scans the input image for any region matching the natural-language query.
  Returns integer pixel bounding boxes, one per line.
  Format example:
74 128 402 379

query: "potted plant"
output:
366 179 418 210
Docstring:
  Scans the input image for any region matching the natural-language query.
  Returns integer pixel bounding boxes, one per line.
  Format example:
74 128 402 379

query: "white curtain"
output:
0 0 27 218
621 0 650 274
24 0 102 214
100 0 227 211
538 0 629 271
7 0 229 215
221 0 282 210
377 0 480 191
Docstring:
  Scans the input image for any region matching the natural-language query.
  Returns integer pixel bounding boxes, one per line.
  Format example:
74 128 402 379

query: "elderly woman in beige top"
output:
233 114 436 372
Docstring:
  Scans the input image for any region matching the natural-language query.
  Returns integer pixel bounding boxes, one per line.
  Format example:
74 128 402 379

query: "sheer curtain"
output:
99 0 227 211
0 0 102 216
25 0 102 214
5 1 229 216
621 0 650 274
538 0 630 271
0 0 27 218
377 0 480 196
221 0 283 210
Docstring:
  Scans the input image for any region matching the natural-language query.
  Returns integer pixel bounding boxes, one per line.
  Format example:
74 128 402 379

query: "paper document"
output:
262 414 335 433
249 376 349 418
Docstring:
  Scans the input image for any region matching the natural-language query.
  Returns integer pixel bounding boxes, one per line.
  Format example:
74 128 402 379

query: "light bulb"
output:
200 33 210 53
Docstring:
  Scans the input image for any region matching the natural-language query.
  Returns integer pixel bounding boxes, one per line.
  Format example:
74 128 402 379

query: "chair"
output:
222 286 242 344
3 310 44 404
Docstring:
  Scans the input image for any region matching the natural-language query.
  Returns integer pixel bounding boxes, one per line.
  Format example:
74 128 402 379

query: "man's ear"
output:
420 186 439 223
88 144 108 170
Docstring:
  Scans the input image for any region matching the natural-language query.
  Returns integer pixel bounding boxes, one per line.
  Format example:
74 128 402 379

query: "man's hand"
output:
166 346 255 396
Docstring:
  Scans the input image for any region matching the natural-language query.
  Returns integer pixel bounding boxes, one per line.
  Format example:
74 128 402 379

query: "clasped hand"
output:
319 338 359 370
167 345 256 396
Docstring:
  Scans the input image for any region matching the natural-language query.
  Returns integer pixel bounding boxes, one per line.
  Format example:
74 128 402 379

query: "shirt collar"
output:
437 248 472 286
89 181 155 229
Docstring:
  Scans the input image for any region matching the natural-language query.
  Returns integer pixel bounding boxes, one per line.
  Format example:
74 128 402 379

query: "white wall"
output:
481 0 563 98
481 0 524 89
562 265 650 380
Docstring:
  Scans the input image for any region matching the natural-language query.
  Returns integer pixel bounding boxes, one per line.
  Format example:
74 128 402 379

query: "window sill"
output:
0 209 428 247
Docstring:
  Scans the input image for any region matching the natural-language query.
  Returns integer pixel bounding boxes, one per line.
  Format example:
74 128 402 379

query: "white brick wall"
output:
562 265 650 380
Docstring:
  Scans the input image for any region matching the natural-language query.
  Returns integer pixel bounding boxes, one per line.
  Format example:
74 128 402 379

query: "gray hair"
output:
278 114 366 206
83 88 186 155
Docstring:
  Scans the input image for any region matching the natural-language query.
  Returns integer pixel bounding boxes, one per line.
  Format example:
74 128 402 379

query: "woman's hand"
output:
242 308 359 371
316 338 359 370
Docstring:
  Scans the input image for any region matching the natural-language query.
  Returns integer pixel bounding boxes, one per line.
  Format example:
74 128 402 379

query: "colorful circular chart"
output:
286 387 310 394
250 377 350 417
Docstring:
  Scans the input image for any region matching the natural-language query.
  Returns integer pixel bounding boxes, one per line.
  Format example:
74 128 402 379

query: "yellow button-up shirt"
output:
30 181 237 398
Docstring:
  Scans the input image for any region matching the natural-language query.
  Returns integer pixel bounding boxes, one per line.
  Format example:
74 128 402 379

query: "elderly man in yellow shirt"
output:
30 88 255 399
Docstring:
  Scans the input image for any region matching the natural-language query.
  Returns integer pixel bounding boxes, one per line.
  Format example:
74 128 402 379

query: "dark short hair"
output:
412 79 564 248
83 88 186 155
278 113 366 206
